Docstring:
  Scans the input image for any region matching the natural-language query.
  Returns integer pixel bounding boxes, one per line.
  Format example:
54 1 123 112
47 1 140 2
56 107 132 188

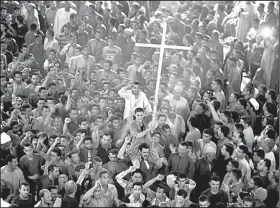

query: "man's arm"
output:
118 84 133 99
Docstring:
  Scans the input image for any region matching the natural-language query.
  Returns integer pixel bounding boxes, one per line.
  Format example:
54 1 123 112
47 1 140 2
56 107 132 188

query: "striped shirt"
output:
56 33 71 50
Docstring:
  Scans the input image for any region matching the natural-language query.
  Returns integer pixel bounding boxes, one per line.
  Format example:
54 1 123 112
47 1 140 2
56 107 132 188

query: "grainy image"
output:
0 1 279 208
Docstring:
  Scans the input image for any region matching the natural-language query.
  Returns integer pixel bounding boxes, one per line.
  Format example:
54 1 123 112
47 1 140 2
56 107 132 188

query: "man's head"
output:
99 170 110 186
253 149 265 163
39 189 52 205
139 143 150 160
199 195 210 207
221 143 234 158
108 149 118 163
134 107 144 123
209 173 220 194
178 141 189 157
211 78 223 91
132 82 141 95
176 189 188 205
226 160 239 172
23 143 33 157
236 145 249 159
100 133 111 146
257 159 271 172
48 164 60 179
5 154 18 170
19 181 30 199
70 108 78 120
132 182 142 198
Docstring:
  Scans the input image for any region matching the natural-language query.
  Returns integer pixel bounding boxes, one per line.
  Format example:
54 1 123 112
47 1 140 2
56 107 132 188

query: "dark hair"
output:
235 123 244 132
203 128 213 137
139 143 149 151
5 154 17 164
224 143 234 155
229 159 239 169
19 181 30 189
231 168 242 180
199 195 209 202
210 173 220 182
266 129 277 140
254 149 265 159
220 125 230 137
239 145 249 155
177 189 188 198
135 107 144 114
188 116 198 128
252 176 263 188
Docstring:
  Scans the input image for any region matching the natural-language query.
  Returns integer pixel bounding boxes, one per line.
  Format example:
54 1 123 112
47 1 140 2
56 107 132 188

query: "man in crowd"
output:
0 1 279 208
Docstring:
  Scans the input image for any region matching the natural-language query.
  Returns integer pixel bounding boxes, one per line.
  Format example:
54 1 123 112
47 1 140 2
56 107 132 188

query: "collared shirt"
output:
100 183 119 205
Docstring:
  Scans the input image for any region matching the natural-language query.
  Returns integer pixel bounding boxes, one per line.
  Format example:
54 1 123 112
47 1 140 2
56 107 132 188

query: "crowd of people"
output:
0 1 279 208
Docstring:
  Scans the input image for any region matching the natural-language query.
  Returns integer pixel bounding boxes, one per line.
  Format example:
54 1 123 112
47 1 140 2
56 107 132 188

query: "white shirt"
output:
44 38 59 57
265 151 276 171
1 198 11 207
118 87 152 120
53 8 76 38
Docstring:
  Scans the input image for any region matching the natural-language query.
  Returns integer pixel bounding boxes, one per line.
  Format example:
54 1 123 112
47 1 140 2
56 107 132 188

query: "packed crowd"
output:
0 1 279 208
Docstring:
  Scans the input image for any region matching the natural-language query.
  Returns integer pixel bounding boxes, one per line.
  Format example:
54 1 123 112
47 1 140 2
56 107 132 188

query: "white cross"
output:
135 20 191 122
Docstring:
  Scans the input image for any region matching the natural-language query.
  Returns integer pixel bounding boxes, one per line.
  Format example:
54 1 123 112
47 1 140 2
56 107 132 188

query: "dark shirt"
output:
200 188 229 208
192 113 211 134
61 184 81 208
13 194 34 208
96 145 110 165
213 156 230 181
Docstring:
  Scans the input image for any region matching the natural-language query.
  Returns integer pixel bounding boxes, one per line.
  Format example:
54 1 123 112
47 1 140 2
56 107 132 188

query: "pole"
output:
152 19 167 123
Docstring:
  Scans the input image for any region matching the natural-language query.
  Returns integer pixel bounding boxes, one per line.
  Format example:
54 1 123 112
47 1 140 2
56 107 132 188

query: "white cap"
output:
1 132 11 145
249 98 259 111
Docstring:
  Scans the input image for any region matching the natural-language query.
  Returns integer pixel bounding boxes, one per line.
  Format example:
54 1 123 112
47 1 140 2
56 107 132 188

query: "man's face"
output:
155 187 165 199
101 135 110 145
99 98 106 108
80 121 88 129
40 89 48 98
95 118 104 127
210 180 220 193
50 151 59 162
135 111 144 123
82 47 90 56
10 158 18 170
257 159 266 171
109 153 117 162
19 185 30 198
226 161 233 172
206 152 215 162
37 99 45 109
158 116 166 126
24 146 33 157
31 75 39 85
107 39 114 46
0 77 7 87
140 148 149 160
132 185 142 197
101 173 109 185
236 147 244 158
202 133 211 143
178 144 188 157
112 119 120 128
92 106 100 114
132 84 140 95
195 104 204 115
199 200 210 207
50 188 58 201
14 74 22 83
42 107 49 117
132 172 142 182
71 153 80 164
152 133 161 143
70 109 78 120
52 167 60 178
